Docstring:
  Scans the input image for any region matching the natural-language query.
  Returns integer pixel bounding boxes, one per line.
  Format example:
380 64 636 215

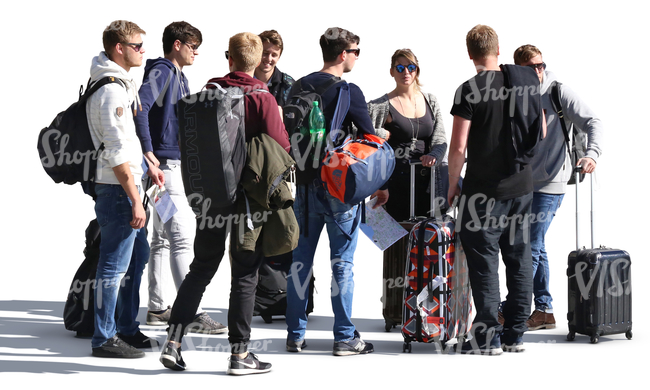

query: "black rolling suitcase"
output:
253 254 315 323
566 169 632 343
63 219 101 337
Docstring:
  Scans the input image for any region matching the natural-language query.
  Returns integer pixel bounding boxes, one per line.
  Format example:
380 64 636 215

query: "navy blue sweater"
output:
134 58 190 161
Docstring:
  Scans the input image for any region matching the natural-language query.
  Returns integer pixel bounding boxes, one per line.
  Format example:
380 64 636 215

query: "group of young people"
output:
80 19 603 375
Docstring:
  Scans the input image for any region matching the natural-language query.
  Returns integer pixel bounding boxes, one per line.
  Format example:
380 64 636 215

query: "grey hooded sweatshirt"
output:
532 70 604 194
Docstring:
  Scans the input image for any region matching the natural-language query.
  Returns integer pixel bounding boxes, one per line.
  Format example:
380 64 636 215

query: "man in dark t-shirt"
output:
448 25 545 355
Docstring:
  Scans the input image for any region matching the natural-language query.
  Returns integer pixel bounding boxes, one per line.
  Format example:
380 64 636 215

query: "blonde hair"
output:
103 20 146 55
391 48 422 91
466 24 499 59
229 32 263 72
513 44 542 65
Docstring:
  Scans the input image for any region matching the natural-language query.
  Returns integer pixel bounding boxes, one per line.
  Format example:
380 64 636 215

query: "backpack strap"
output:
550 81 571 148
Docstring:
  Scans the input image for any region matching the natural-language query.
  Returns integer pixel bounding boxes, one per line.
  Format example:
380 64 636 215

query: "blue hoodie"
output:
134 57 189 161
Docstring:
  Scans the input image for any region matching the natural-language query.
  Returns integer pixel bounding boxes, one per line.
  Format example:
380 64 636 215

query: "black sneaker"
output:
92 335 145 358
147 306 171 326
458 334 503 356
501 334 525 353
227 352 272 375
117 331 160 349
286 337 307 352
160 341 186 371
187 312 228 334
333 331 374 356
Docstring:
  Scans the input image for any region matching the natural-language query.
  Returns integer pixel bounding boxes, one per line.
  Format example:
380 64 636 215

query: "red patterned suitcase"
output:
401 215 472 352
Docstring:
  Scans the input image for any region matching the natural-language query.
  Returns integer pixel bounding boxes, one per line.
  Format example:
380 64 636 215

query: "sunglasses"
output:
344 48 361 57
225 50 229 59
123 42 144 52
395 64 417 73
184 42 199 51
527 62 546 71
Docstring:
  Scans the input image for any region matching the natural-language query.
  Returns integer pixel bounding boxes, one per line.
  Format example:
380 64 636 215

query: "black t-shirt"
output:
450 71 532 200
386 102 435 166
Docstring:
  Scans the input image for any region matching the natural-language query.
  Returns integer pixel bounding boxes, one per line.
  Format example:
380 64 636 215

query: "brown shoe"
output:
526 310 556 331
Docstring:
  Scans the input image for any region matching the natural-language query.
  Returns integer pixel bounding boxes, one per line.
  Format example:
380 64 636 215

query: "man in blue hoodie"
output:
134 21 226 334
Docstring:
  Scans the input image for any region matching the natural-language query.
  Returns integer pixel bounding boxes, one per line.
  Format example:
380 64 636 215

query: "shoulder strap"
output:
550 81 571 147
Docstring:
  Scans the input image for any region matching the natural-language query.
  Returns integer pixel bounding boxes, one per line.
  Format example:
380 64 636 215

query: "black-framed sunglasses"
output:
225 50 229 60
395 64 417 73
123 42 144 52
344 48 361 57
527 62 546 71
183 42 199 51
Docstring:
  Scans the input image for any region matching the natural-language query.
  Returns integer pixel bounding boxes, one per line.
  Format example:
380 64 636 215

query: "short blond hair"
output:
466 24 498 59
229 32 263 72
103 20 146 56
513 44 542 65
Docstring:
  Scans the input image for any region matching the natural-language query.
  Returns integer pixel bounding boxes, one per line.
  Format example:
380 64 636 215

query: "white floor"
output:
1 221 646 389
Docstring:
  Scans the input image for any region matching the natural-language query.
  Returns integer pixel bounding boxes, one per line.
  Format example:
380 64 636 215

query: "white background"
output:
0 0 647 387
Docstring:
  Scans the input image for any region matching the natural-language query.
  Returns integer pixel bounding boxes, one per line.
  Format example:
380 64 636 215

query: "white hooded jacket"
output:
86 51 144 185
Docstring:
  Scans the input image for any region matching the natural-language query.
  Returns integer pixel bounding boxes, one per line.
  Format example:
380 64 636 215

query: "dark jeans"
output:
457 191 533 343
167 205 264 354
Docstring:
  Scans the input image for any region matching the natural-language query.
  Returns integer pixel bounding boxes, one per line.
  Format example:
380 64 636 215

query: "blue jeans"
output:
530 192 564 313
92 184 149 348
286 183 360 342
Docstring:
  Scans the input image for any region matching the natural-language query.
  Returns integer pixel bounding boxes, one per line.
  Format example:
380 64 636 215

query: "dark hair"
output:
259 30 284 55
319 27 360 63
162 21 202 54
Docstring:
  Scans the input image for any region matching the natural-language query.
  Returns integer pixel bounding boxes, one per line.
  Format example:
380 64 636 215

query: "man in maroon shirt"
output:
160 32 289 375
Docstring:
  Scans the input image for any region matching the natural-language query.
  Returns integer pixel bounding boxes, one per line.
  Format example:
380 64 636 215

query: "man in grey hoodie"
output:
513 45 603 331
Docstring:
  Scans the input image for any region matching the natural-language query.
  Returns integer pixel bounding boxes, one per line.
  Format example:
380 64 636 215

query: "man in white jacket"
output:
86 20 165 358
513 45 603 331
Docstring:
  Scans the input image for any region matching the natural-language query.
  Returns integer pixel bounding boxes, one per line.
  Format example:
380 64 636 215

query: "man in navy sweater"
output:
134 21 226 334
285 27 378 356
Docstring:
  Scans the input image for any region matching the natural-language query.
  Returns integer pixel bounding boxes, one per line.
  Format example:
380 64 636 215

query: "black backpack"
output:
283 77 349 184
37 77 122 198
178 83 264 212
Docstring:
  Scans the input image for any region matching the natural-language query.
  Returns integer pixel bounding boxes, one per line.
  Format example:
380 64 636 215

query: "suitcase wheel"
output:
402 342 412 353
566 332 575 342
626 330 633 340
261 315 273 324
590 335 599 344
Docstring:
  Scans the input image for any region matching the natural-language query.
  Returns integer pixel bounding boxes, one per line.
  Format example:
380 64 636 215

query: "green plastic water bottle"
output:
309 101 325 162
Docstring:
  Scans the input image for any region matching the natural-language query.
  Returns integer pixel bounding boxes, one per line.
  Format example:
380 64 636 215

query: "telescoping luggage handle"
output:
574 166 594 250
409 159 438 221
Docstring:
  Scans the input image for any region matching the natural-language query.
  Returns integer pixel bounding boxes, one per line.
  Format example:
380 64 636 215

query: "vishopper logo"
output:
453 69 542 117
455 193 559 245
40 128 118 181
188 193 273 236
571 257 631 301
162 324 274 353
288 260 352 300
68 276 131 310
289 130 395 183
179 82 271 105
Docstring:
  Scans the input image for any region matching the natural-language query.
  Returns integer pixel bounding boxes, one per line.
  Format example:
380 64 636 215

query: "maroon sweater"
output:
207 71 290 152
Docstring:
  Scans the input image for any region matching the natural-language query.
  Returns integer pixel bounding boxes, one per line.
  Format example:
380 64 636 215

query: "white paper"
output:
360 197 408 251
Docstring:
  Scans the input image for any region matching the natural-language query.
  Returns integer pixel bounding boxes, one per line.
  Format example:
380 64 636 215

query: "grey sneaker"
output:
286 337 307 352
333 331 374 356
187 312 228 334
227 352 272 375
146 306 171 326
160 341 186 371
